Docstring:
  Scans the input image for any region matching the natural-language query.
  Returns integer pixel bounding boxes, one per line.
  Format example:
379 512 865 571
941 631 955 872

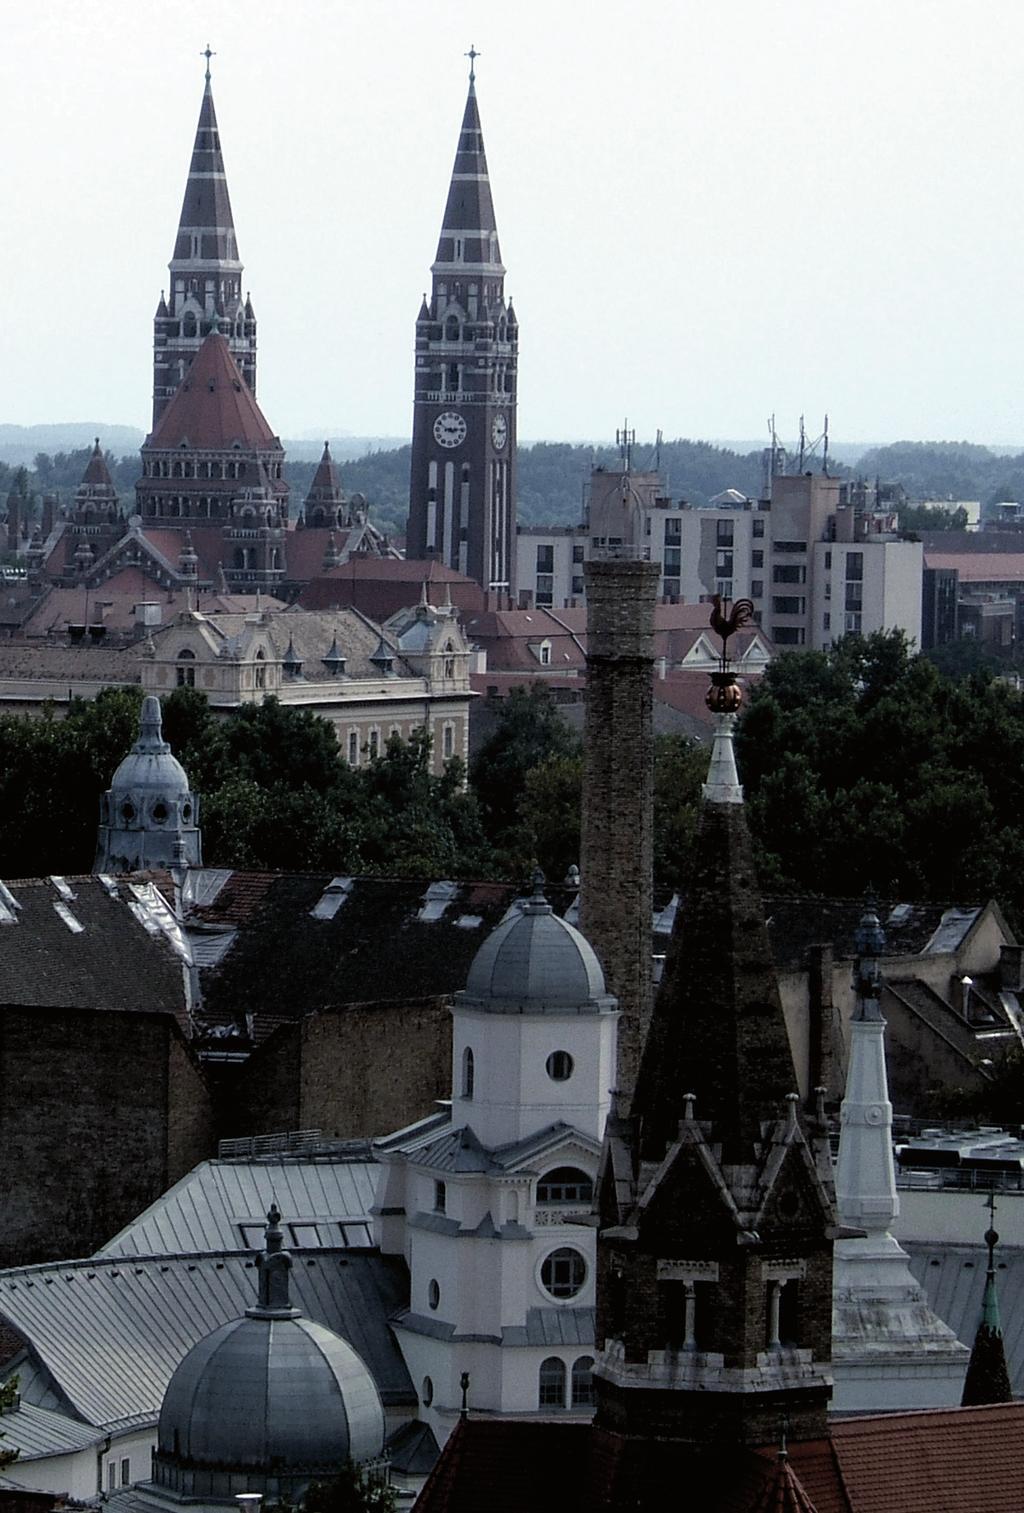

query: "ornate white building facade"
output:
373 878 619 1444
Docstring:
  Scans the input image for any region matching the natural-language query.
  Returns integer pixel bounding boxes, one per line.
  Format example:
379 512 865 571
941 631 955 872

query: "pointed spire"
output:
171 66 239 271
962 1200 1013 1406
835 899 897 1233
433 64 502 272
305 442 344 512
81 438 114 489
135 695 171 756
631 662 797 1161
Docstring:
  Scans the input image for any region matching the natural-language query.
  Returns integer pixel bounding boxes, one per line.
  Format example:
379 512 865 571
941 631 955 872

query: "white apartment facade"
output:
517 468 923 651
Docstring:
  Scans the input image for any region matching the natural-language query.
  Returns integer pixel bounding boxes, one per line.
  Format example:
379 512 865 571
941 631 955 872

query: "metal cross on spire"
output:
201 44 215 82
465 44 480 83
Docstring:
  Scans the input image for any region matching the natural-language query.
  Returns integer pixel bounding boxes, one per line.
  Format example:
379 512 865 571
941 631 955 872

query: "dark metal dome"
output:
151 1208 384 1503
458 875 615 1015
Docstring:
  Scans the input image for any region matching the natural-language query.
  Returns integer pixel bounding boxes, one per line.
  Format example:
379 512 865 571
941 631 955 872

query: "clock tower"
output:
406 55 517 597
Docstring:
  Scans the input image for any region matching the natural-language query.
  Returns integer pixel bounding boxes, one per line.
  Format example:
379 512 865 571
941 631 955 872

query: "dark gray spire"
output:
248 1204 300 1319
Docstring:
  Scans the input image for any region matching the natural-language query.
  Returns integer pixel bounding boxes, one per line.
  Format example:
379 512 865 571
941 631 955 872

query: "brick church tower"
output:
406 55 517 596
589 660 837 1504
152 53 257 425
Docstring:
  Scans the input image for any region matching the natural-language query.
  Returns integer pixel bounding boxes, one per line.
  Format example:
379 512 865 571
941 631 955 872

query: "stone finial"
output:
701 713 744 805
250 1203 299 1318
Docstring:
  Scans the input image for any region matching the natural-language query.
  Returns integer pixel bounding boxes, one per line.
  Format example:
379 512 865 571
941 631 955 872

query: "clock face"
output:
433 411 467 448
491 414 508 450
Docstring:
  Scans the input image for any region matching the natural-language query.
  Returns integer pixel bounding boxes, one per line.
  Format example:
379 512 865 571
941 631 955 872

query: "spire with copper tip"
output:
962 1196 1013 1405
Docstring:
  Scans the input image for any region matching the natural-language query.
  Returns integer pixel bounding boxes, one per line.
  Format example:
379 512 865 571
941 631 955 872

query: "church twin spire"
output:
152 51 256 426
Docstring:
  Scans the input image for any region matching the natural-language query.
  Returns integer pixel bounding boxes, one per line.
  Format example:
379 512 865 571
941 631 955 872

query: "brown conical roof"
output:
305 442 343 507
81 438 114 488
749 1451 821 1513
632 717 799 1162
148 333 280 451
433 78 502 270
172 76 239 267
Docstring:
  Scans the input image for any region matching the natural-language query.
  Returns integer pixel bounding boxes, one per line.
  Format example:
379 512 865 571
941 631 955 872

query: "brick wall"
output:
0 1006 211 1266
579 559 660 1111
236 995 452 1141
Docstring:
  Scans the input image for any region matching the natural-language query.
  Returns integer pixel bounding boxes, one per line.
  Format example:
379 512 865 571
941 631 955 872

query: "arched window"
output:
254 648 266 690
176 648 196 688
536 1168 593 1205
571 1356 595 1407
462 1046 474 1100
444 315 460 342
538 1357 566 1409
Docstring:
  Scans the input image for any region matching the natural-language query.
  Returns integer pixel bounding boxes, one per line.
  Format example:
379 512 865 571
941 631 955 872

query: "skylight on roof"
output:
419 880 459 922
53 900 84 935
310 877 354 920
0 881 21 924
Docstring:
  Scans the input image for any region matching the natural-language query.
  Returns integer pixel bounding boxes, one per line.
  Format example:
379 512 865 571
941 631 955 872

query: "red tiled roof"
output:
413 1419 589 1513
924 551 1024 582
281 526 360 583
298 558 486 619
148 333 281 451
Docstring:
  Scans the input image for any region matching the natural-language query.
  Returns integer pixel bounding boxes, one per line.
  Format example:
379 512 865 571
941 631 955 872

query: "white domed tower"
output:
144 1206 386 1511
94 696 202 873
374 874 619 1446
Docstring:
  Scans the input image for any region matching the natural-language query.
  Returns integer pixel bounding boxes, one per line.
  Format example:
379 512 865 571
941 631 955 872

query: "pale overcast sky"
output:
2 0 1022 449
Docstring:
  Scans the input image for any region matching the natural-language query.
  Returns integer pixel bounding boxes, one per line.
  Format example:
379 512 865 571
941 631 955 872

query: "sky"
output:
3 0 1024 451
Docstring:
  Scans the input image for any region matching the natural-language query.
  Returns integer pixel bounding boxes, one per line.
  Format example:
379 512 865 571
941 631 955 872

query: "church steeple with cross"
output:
406 52 518 597
151 50 257 426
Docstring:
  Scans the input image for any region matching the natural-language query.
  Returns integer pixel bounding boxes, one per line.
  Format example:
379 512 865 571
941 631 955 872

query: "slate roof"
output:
20 575 283 640
152 606 415 685
0 876 187 1025
98 1157 380 1258
0 644 139 685
760 898 985 972
189 875 579 1043
0 1249 413 1429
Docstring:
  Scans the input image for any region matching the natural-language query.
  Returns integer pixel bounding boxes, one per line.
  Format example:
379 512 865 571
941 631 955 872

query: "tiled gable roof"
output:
147 333 280 452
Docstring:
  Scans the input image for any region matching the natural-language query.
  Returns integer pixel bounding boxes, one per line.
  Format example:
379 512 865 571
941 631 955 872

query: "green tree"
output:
470 685 581 846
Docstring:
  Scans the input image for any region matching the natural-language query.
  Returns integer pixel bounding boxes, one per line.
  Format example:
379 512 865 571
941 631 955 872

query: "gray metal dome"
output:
458 876 616 1015
157 1314 385 1470
94 696 202 873
152 1208 384 1503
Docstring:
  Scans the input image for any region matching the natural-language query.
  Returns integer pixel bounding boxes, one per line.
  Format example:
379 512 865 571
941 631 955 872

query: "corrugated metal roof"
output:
98 1158 380 1258
907 1244 1024 1392
0 1401 103 1458
0 1250 413 1428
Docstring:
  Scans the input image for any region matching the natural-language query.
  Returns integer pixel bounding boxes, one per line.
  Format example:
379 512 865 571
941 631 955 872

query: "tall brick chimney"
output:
579 546 659 1112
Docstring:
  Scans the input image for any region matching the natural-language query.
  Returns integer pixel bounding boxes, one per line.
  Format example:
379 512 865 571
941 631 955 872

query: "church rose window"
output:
541 1248 586 1300
536 1168 593 1205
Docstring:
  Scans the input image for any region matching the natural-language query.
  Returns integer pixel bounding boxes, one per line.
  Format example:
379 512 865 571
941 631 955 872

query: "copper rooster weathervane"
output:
706 594 754 715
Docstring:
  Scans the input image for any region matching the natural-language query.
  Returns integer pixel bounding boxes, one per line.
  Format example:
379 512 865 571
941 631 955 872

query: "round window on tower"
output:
182 803 192 821
546 1050 574 1082
428 1279 441 1311
120 801 135 822
540 1247 587 1301
151 802 168 824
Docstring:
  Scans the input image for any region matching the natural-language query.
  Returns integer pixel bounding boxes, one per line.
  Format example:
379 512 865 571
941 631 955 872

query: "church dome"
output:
108 696 192 802
152 1208 385 1503
94 696 202 874
458 874 615 1015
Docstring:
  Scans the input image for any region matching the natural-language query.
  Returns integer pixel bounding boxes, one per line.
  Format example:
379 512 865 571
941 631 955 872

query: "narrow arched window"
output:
571 1356 594 1407
176 648 196 688
254 648 266 691
462 1046 475 1100
538 1357 566 1409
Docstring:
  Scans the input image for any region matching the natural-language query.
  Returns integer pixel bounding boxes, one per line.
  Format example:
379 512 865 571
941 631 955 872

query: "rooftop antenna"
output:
797 414 806 472
822 414 830 477
616 419 636 473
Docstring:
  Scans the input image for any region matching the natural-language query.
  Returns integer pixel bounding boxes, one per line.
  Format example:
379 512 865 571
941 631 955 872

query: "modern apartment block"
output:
517 468 923 650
